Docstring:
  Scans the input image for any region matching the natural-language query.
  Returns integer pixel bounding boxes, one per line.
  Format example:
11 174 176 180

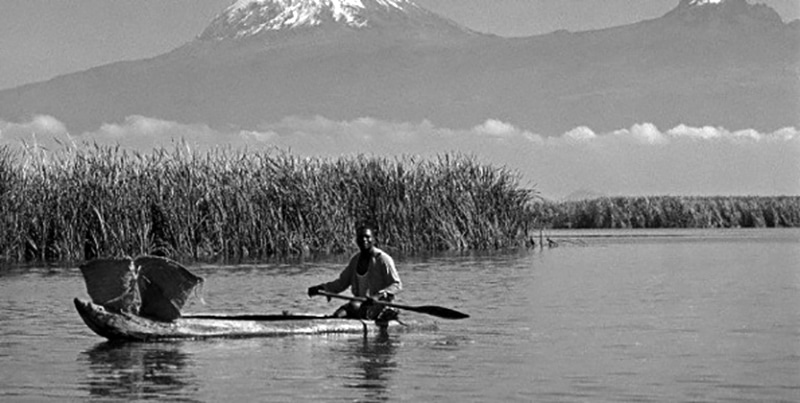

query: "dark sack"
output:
79 255 203 321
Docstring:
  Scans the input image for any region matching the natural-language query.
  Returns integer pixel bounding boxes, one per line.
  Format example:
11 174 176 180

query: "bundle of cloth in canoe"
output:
78 255 204 322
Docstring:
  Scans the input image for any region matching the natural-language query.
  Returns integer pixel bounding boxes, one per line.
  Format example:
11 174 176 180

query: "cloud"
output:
91 115 224 146
0 114 69 147
615 123 667 145
0 115 797 198
563 126 597 143
474 119 516 137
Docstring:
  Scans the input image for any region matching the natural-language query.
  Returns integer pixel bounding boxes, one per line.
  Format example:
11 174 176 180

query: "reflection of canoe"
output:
74 298 437 341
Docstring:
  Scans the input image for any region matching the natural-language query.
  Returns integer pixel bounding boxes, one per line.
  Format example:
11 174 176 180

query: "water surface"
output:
1 229 798 402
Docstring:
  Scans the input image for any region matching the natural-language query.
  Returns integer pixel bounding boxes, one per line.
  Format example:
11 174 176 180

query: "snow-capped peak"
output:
199 0 418 40
668 0 783 26
228 0 408 14
687 0 725 5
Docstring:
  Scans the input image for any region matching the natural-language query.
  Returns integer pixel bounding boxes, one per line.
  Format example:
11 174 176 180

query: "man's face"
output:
356 229 375 252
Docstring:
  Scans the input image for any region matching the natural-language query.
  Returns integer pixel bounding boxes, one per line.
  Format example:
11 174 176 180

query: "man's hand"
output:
365 292 391 305
374 291 393 301
307 285 323 297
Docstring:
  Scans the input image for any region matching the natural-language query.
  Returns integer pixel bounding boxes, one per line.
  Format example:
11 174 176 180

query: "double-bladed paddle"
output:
316 290 469 320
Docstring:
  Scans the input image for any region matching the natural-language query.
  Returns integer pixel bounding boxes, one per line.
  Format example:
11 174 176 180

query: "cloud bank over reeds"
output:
1 115 797 198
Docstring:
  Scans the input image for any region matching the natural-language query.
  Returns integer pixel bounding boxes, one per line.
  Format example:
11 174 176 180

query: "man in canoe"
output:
307 225 402 321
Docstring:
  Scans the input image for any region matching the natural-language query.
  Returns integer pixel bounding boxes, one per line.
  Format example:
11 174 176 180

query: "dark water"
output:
1 229 798 402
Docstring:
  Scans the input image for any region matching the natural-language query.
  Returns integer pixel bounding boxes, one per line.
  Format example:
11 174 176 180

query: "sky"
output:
0 0 798 198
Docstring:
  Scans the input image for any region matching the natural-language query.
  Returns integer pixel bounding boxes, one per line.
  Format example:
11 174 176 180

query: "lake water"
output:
1 229 798 402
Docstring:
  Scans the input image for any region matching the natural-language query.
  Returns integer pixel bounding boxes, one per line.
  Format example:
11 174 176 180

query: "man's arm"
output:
319 256 357 294
377 254 402 296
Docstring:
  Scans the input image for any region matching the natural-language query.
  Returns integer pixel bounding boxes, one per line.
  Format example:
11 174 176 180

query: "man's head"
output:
355 225 376 253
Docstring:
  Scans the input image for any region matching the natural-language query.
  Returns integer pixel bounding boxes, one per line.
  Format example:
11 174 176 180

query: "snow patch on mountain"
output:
666 0 784 27
200 0 418 40
688 0 724 5
228 0 408 13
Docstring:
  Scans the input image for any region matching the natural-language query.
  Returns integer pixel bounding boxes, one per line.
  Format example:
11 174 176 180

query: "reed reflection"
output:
344 331 399 402
79 341 198 401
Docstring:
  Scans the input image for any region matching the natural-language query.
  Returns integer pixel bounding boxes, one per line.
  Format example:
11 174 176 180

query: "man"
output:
307 225 402 320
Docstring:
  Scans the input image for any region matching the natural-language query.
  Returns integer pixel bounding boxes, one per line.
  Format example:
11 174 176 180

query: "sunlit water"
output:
1 229 798 402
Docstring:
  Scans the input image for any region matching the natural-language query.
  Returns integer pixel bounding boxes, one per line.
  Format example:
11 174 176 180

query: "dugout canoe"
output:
74 298 437 341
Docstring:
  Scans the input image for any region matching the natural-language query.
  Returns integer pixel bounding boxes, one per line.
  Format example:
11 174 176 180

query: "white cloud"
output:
91 115 221 145
239 129 277 142
0 114 69 146
563 126 597 142
619 123 667 145
0 115 797 198
474 119 516 137
30 115 68 134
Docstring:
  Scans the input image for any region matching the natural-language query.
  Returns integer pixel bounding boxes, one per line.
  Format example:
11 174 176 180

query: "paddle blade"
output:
411 305 470 320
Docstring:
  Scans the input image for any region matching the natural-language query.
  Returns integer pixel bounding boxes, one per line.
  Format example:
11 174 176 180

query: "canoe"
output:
74 298 438 341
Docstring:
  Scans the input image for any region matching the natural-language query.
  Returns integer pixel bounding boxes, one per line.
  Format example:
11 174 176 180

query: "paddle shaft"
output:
183 313 331 321
317 290 469 320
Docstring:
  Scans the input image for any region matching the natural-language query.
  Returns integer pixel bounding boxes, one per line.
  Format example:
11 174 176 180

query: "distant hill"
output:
0 0 796 135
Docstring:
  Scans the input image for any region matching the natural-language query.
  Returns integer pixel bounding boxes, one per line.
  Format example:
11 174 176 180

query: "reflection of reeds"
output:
532 196 800 229
81 341 190 399
0 143 536 263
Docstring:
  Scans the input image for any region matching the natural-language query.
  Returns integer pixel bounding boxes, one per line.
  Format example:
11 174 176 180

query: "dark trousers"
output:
332 295 395 320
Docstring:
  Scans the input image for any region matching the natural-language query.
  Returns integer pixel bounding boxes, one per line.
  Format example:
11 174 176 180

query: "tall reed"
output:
0 143 536 264
533 196 800 229
4 142 796 265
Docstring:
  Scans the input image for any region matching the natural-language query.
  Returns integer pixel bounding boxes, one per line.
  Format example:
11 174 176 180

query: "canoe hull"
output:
74 298 436 341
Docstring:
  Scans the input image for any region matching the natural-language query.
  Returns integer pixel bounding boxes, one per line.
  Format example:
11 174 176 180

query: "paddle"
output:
316 290 469 320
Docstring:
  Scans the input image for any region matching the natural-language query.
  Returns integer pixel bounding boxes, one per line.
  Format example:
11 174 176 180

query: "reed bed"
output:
533 196 800 229
0 143 536 264
3 142 796 265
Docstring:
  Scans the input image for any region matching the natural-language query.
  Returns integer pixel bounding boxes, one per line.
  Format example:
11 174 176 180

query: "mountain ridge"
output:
0 0 796 135
197 0 475 42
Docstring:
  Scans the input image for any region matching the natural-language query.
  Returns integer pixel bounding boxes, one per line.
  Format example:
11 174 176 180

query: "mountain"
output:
0 0 796 135
197 0 472 40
